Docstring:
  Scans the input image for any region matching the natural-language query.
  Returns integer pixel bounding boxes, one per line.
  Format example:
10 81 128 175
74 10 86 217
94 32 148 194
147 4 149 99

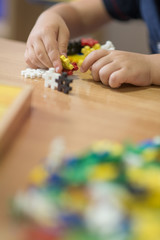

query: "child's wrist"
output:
148 55 160 85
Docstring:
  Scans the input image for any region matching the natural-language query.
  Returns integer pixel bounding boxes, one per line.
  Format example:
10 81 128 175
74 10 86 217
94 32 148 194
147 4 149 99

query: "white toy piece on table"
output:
21 68 46 79
101 41 115 51
21 68 61 90
42 68 61 90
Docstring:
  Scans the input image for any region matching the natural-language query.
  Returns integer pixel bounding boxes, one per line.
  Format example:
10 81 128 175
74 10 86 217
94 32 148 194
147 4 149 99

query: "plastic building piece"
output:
81 46 92 57
101 41 115 51
46 136 65 171
93 43 101 50
60 55 74 70
81 38 99 47
21 68 46 79
29 165 49 186
72 62 78 71
62 62 79 75
67 39 82 55
25 227 62 240
81 43 101 57
12 190 57 225
67 38 115 66
21 67 73 94
63 79 73 94
56 72 72 94
42 68 60 89
26 228 58 240
68 54 85 66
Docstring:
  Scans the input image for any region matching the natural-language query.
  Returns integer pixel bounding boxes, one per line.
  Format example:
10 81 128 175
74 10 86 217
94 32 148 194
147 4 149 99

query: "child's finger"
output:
33 40 53 68
109 69 125 88
99 63 121 86
80 49 110 72
90 56 113 81
109 67 150 88
42 33 63 72
26 46 45 68
24 49 38 69
58 25 70 56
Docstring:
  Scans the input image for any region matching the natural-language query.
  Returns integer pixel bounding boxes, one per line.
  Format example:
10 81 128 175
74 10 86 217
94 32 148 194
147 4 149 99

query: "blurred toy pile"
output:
67 38 115 67
11 136 160 240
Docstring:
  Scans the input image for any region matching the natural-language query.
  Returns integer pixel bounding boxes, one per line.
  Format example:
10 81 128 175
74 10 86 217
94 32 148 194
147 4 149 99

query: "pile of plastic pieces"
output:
11 136 160 240
67 38 115 66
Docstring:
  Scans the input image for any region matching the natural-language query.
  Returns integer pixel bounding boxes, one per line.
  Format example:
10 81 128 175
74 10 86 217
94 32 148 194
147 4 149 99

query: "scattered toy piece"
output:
81 38 99 47
56 72 73 94
21 68 46 79
101 40 115 50
67 39 82 55
81 43 101 57
60 55 74 70
42 68 60 90
62 62 78 75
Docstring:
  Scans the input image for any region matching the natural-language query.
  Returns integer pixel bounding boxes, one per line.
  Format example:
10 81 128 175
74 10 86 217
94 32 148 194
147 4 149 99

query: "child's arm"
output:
25 0 111 70
81 49 160 88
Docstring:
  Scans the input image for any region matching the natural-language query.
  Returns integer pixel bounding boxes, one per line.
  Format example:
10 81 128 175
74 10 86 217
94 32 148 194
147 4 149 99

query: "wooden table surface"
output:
0 38 160 239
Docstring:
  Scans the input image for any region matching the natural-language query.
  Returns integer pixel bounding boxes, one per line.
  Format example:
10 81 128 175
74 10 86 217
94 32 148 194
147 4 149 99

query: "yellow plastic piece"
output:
126 167 160 192
61 188 87 212
89 163 118 181
81 46 93 57
29 165 49 186
142 148 159 162
91 140 123 156
133 212 160 240
68 44 100 66
92 43 101 50
81 44 101 57
60 55 74 70
68 54 85 66
68 54 85 62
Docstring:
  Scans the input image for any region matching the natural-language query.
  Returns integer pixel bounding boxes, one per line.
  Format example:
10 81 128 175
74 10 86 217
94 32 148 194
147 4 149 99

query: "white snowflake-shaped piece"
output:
21 68 46 79
42 68 60 90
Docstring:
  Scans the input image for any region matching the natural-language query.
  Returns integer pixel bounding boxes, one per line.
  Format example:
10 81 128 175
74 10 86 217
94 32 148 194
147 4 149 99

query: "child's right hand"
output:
24 10 70 72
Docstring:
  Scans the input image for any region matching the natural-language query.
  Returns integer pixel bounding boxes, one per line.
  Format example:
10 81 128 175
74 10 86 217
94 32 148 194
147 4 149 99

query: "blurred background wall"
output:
0 0 149 54
93 20 149 54
0 0 45 41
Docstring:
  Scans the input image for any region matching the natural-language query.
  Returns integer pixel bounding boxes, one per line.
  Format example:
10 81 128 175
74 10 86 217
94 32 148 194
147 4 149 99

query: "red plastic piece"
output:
72 62 78 71
25 227 60 240
81 38 99 47
62 62 78 75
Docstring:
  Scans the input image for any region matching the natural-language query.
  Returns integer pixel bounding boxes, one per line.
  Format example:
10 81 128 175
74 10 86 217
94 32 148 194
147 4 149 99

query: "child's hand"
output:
80 49 152 88
24 11 70 72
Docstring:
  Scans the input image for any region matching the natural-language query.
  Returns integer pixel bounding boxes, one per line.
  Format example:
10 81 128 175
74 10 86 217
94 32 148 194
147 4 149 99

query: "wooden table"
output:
0 37 160 239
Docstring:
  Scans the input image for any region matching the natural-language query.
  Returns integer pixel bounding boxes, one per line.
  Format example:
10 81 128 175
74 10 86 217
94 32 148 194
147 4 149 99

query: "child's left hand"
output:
80 49 152 88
